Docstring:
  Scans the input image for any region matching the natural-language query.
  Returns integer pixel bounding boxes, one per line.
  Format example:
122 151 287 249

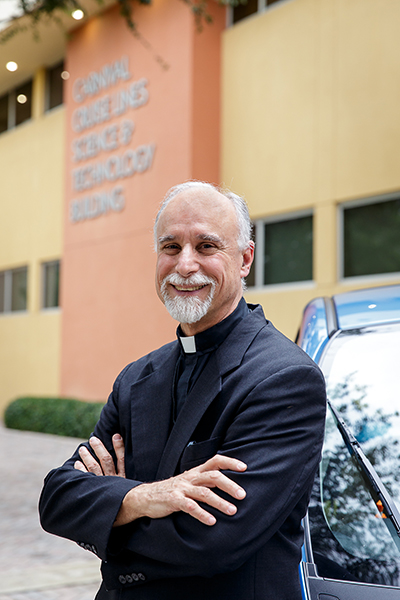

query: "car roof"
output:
334 284 400 329
298 284 400 362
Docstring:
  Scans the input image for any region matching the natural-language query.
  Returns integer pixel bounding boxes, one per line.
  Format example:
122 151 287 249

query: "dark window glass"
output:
47 62 64 110
246 224 256 287
264 215 313 284
11 267 27 311
0 272 4 312
0 94 8 133
233 0 258 23
43 261 60 308
309 324 400 586
15 80 32 126
343 199 400 278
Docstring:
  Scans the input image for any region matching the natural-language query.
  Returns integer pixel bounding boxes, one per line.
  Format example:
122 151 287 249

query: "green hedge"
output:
4 396 105 439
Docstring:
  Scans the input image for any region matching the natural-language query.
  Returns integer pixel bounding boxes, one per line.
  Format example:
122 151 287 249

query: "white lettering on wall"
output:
72 144 156 191
69 57 156 224
72 56 131 103
70 186 125 223
71 78 149 134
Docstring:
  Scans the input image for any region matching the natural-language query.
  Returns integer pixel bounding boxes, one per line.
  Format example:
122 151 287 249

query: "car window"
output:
308 322 400 586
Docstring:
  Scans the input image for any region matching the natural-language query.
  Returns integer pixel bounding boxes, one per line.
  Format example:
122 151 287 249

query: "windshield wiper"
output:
328 400 400 550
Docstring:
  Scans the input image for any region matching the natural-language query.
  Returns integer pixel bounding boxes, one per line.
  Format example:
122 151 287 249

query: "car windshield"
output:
308 321 400 586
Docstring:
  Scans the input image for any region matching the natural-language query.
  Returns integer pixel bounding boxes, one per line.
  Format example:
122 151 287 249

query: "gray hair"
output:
154 181 252 251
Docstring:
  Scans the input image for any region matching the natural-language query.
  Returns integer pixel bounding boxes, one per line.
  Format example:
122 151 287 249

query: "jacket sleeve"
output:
39 364 142 561
101 363 326 587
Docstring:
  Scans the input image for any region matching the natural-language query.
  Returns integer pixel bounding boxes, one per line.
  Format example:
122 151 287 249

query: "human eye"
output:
162 243 180 254
198 242 218 253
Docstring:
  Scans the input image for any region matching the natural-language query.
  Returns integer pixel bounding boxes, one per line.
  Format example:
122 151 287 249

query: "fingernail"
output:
227 505 237 515
236 462 247 470
207 516 216 526
236 489 246 499
113 434 122 441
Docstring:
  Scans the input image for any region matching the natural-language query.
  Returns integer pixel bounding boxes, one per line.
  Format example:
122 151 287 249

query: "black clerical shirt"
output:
173 297 250 420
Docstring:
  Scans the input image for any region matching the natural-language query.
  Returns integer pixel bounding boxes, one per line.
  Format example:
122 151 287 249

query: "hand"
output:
74 434 126 478
115 454 247 527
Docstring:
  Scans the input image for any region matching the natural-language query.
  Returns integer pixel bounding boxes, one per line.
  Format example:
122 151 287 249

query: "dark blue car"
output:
297 284 400 600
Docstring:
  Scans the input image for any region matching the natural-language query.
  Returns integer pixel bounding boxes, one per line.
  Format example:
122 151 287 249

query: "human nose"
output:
175 245 200 277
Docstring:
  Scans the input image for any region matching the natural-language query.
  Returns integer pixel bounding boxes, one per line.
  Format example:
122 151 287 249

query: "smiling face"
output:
155 187 254 335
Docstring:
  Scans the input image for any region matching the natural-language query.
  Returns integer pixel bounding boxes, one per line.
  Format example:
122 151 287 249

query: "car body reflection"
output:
297 285 400 600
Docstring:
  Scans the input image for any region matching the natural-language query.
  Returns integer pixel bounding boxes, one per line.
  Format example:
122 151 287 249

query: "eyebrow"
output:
157 233 224 245
198 234 223 244
158 234 175 245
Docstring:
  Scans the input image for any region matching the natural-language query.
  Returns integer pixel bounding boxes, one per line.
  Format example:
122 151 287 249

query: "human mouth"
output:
172 284 207 292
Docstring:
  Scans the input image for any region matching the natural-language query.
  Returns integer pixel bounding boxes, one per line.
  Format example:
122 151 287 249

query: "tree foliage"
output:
0 0 248 44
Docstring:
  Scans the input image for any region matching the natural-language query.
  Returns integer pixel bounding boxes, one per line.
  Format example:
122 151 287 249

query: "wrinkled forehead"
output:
156 187 239 238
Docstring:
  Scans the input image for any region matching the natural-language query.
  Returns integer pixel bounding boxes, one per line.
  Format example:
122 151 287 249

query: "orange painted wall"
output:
61 0 225 400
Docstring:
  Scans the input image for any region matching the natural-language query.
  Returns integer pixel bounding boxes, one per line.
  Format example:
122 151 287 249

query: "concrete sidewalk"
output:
0 423 101 599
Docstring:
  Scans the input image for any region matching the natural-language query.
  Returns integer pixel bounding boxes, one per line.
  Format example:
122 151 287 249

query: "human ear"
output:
240 242 254 278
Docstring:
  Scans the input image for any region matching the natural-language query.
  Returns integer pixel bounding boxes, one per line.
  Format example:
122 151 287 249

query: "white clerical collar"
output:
180 336 196 353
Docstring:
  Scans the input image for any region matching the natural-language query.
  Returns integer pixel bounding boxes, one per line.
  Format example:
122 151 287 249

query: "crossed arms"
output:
75 434 247 527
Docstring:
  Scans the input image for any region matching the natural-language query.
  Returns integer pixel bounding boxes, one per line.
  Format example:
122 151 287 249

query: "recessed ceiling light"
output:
17 94 27 104
6 61 18 72
71 9 84 20
61 70 70 80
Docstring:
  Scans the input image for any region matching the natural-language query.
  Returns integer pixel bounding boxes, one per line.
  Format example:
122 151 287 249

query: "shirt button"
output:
125 575 133 583
138 573 146 581
132 573 139 581
119 575 126 584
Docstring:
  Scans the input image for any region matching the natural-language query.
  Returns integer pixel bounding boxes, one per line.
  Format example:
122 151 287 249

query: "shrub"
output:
4 396 105 439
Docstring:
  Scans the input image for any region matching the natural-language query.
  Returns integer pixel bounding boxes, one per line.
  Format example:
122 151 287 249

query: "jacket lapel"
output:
155 305 266 480
129 344 179 481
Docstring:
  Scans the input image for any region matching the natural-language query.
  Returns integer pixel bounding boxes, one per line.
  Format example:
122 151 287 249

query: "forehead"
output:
157 188 238 239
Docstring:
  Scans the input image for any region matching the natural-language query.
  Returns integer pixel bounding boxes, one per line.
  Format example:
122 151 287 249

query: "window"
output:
0 94 8 133
0 79 33 134
0 267 28 313
232 0 284 24
42 260 60 308
342 196 400 278
248 213 313 287
46 62 65 111
15 80 32 126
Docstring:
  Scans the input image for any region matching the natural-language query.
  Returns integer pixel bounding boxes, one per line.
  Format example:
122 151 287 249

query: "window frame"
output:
0 266 28 314
249 209 314 290
45 61 65 112
41 260 61 310
228 0 288 26
338 191 400 284
0 78 33 135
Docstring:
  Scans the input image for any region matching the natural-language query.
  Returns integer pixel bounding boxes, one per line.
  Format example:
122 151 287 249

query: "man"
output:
39 181 326 600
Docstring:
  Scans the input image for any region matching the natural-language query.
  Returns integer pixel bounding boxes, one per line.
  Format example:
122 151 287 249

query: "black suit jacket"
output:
39 304 326 600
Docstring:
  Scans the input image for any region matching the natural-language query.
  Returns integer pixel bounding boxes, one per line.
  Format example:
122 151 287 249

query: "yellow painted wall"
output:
0 69 64 414
222 0 400 340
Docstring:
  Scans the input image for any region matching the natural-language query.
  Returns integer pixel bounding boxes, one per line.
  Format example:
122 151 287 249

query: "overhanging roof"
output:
0 0 115 95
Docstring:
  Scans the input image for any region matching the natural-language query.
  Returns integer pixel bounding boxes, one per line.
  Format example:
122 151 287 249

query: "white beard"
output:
160 273 216 324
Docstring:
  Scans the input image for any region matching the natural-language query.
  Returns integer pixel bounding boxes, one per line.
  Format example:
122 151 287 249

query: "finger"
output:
200 454 247 473
179 497 217 526
74 460 87 472
201 470 247 501
89 436 116 476
112 434 126 478
187 484 240 518
78 445 103 476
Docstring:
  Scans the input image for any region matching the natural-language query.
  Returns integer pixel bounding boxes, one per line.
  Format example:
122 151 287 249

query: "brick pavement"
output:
0 423 101 600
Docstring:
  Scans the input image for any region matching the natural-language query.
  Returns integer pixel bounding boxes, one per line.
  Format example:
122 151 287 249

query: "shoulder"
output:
244 304 324 379
113 339 178 389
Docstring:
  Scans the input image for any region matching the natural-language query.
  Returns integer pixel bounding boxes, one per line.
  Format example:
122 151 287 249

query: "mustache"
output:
162 273 216 288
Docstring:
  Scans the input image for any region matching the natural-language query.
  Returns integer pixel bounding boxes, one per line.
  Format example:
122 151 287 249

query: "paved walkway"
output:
0 423 101 600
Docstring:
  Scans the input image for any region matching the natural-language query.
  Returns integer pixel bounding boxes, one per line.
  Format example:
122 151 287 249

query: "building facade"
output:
0 0 399 413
